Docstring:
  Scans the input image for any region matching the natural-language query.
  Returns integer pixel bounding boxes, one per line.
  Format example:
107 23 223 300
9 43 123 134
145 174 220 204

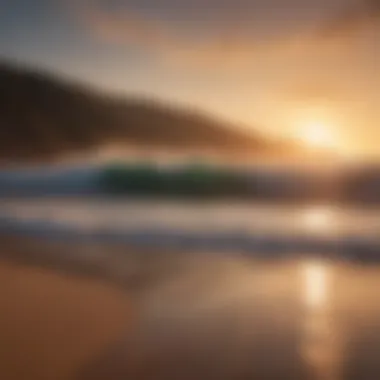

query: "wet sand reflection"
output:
300 260 342 380
0 237 379 380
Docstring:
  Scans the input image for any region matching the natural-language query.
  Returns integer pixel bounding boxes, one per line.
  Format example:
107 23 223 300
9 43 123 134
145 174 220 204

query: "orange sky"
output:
1 0 379 157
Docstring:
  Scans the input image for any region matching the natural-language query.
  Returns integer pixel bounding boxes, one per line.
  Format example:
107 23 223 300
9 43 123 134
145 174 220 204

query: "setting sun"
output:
297 121 336 149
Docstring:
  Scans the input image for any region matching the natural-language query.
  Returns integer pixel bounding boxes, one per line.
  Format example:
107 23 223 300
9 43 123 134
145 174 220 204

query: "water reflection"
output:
303 261 330 309
301 207 335 235
2 199 380 239
301 260 341 380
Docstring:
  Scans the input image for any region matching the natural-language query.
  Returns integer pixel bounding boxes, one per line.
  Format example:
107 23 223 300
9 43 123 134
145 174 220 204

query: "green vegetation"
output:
100 162 249 198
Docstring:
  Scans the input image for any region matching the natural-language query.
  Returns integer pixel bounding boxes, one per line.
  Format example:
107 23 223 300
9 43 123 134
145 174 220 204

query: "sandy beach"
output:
0 235 307 380
0 240 132 380
1 234 379 380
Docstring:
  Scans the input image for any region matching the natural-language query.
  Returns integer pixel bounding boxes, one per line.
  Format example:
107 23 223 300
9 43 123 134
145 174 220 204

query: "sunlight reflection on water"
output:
301 207 335 235
301 260 341 380
303 261 330 309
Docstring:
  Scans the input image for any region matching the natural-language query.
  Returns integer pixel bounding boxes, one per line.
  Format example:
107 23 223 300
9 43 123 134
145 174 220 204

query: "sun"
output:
297 121 335 149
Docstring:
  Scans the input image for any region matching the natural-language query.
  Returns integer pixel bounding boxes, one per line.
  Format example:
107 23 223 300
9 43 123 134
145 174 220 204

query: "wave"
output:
0 215 379 263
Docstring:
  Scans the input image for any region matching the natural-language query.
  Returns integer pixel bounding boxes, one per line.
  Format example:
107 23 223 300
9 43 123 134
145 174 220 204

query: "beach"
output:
0 236 306 379
0 236 132 380
0 235 379 380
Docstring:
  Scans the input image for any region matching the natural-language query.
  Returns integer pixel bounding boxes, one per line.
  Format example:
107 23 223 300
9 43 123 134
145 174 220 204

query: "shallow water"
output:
2 199 380 237
1 199 380 259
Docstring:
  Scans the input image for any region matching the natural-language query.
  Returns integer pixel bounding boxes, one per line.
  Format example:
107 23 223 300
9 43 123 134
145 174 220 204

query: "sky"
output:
0 0 379 157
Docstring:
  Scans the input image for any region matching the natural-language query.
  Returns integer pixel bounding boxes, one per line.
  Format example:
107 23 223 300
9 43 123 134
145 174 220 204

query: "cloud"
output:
315 0 380 39
80 2 177 51
70 0 378 71
69 0 304 69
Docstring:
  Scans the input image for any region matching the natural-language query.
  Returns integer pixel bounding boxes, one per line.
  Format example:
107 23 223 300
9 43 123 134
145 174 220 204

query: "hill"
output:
0 61 278 163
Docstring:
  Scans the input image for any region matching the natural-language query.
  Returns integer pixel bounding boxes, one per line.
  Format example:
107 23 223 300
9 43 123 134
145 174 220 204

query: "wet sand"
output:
0 263 132 380
0 235 379 380
0 235 136 380
0 235 308 380
0 236 309 380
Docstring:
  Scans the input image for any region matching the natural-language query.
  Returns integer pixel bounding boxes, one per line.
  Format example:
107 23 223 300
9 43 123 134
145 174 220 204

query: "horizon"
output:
1 0 379 159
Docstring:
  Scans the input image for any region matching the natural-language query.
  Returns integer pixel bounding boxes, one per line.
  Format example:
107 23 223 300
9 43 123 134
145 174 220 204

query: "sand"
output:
0 236 133 380
0 235 309 380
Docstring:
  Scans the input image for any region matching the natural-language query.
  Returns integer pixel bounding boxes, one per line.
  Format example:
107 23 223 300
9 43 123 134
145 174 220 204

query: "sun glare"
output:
297 121 335 149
